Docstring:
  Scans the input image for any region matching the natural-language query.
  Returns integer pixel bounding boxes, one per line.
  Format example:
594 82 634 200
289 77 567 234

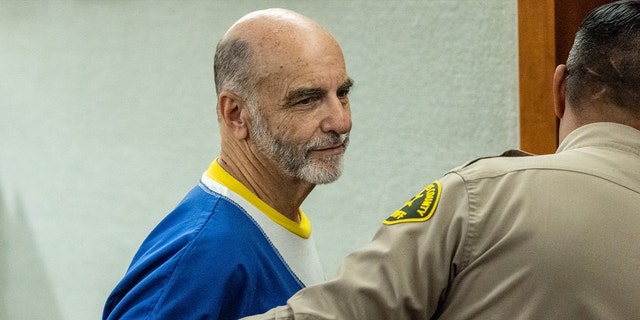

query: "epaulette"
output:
458 149 534 169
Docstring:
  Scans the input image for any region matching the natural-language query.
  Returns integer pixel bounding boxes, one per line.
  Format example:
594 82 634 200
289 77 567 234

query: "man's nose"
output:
320 97 352 134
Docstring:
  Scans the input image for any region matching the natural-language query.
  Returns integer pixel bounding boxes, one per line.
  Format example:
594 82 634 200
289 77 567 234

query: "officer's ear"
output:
553 64 568 119
218 90 250 140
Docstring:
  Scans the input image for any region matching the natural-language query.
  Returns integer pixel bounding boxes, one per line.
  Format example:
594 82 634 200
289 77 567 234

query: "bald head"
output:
213 9 345 104
224 8 324 43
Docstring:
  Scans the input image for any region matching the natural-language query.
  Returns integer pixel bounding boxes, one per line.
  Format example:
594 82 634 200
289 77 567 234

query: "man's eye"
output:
296 97 316 105
337 89 349 98
337 87 351 100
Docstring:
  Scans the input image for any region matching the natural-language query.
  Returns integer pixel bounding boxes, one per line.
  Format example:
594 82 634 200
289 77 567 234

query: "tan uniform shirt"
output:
244 122 640 319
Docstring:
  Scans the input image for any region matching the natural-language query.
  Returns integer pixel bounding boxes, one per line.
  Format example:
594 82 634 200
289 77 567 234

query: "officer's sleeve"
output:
242 172 471 320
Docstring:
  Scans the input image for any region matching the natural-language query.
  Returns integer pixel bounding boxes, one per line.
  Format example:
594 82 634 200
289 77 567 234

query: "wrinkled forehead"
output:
252 25 345 84
259 33 347 83
254 49 348 108
261 34 345 72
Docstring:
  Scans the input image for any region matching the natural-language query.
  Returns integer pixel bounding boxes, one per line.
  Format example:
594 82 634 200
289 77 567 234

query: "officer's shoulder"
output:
449 149 534 176
461 149 532 167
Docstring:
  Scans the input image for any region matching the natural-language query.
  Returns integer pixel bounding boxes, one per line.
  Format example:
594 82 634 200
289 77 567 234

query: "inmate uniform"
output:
103 160 324 320
243 122 640 320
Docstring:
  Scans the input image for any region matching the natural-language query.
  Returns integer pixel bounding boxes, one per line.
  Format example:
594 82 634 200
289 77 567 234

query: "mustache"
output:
306 132 350 150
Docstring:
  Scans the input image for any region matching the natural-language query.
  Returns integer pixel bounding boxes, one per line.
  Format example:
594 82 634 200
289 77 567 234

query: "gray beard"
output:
249 107 348 184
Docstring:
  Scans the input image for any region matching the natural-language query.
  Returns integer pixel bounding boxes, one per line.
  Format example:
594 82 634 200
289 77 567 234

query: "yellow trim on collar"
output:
205 159 311 239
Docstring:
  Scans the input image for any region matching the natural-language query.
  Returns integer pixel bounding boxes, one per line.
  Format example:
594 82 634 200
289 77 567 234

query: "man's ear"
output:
553 64 568 119
218 91 249 140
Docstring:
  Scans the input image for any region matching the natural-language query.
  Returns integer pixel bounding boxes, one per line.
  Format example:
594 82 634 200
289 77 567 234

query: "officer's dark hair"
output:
566 0 640 112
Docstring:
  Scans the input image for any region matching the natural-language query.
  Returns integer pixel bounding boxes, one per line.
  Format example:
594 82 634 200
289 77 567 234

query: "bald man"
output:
103 8 353 320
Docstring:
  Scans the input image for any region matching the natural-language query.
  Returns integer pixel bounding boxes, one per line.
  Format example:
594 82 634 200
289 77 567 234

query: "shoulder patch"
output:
383 180 442 225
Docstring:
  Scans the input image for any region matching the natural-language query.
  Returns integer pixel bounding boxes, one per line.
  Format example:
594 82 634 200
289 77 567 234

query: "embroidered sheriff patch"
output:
383 180 442 225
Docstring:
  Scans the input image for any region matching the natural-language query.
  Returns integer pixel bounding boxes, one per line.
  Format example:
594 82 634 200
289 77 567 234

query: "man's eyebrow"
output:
285 78 354 104
339 78 354 91
286 87 326 103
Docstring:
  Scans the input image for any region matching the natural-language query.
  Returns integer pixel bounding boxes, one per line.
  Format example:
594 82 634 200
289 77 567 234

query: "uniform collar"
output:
557 122 640 157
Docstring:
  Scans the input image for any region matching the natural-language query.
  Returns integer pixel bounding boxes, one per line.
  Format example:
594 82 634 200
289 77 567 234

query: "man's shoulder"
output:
134 184 263 268
447 149 545 180
459 149 533 168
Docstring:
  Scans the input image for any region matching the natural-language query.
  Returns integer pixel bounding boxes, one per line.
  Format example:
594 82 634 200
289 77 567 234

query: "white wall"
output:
0 1 518 319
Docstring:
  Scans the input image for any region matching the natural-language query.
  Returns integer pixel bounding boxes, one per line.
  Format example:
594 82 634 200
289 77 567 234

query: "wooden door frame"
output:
517 0 612 154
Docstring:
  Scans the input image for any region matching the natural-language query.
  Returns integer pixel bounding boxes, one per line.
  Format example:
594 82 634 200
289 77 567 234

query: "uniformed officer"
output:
243 1 640 319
